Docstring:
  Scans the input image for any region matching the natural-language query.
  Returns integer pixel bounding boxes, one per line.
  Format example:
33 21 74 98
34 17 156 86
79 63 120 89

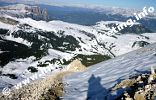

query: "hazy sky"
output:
39 0 156 9
0 0 156 9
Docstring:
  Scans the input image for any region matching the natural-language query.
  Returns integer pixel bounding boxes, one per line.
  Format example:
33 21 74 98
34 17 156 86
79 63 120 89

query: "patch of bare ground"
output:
39 59 86 100
0 59 86 100
114 67 156 100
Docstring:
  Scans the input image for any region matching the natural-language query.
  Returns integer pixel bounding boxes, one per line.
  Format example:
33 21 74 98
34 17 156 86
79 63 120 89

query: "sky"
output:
39 0 156 9
0 0 156 9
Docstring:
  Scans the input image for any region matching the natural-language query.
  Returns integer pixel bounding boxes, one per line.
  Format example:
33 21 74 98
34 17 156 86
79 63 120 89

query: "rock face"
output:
115 66 156 100
26 6 49 21
66 59 86 72
112 79 136 91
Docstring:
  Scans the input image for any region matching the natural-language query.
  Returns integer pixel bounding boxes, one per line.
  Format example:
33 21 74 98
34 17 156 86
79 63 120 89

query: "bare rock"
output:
66 59 86 72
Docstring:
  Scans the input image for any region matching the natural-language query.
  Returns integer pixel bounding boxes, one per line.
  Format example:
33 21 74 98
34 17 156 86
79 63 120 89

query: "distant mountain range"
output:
38 4 156 32
0 3 156 31
0 0 36 4
0 4 48 21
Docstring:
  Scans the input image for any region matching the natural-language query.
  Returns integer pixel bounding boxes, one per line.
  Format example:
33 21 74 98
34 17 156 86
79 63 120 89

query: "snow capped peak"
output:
0 4 49 21
6 4 29 9
0 4 30 12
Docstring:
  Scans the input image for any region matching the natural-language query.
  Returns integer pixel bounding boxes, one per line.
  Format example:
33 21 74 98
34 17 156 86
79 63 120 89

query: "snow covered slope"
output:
0 15 156 92
63 43 156 100
0 16 155 57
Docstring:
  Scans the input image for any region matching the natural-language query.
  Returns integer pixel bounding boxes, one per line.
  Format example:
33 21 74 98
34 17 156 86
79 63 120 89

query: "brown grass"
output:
39 71 73 100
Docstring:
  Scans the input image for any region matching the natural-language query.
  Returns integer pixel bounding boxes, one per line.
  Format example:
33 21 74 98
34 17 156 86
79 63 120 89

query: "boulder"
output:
66 59 86 72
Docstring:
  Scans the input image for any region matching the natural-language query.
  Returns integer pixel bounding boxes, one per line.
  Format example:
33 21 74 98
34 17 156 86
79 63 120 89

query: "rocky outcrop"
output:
26 6 49 21
66 59 86 72
114 66 156 100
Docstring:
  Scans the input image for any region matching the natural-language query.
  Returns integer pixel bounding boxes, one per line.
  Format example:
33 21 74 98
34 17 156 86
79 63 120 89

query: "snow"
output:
0 22 32 47
63 43 156 100
96 21 140 26
0 48 74 91
0 21 14 29
0 4 30 13
0 18 155 55
100 33 156 56
47 49 74 61
0 16 156 93
5 35 32 47
15 18 156 56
